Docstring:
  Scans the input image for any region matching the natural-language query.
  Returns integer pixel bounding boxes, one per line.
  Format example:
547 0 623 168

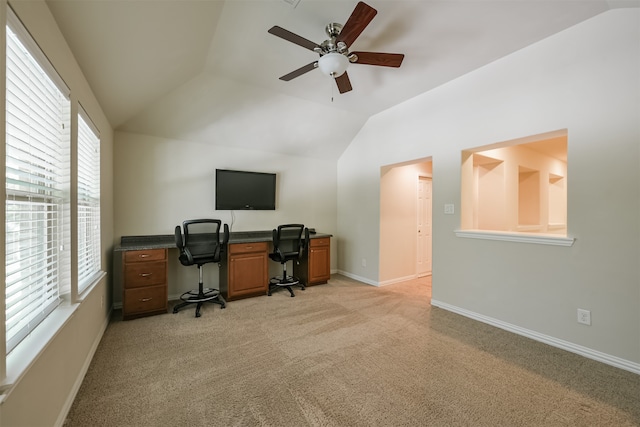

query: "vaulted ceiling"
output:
45 0 638 159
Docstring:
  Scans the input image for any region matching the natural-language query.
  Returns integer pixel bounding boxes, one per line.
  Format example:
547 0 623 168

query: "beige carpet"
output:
65 275 640 426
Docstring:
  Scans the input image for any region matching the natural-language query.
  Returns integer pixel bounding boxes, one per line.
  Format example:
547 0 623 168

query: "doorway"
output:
379 158 433 285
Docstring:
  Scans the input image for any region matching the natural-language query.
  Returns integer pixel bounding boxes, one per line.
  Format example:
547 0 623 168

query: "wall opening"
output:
379 158 432 286
461 129 567 236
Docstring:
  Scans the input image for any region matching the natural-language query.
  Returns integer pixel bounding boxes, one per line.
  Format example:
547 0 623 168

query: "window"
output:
5 12 71 353
77 110 101 293
460 130 568 238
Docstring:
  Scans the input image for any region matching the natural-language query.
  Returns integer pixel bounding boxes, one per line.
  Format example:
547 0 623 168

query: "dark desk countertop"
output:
114 231 332 251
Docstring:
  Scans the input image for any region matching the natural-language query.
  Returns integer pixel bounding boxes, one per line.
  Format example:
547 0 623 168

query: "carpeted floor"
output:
64 275 640 426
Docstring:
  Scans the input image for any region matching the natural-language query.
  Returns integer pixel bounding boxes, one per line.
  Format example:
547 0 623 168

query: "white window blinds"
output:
5 12 71 353
77 110 101 293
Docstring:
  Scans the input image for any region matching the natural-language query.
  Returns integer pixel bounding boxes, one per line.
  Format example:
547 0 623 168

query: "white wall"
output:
338 9 640 368
0 1 114 425
113 131 338 302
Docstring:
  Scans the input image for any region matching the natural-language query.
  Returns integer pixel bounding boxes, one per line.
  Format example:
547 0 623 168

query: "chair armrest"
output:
175 225 184 249
300 227 310 258
222 223 230 245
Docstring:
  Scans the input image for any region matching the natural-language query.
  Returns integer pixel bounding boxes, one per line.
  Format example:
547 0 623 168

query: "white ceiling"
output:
44 0 638 160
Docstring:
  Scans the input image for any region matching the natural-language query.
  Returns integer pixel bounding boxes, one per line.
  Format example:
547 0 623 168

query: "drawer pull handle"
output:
139 254 150 258
139 273 152 277
139 298 152 302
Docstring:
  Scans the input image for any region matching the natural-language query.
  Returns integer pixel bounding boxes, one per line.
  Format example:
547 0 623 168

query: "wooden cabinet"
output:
122 248 168 320
223 242 268 300
296 237 331 286
116 232 331 311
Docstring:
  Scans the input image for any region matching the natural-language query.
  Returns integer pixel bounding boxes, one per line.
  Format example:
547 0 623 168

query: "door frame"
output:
417 175 432 277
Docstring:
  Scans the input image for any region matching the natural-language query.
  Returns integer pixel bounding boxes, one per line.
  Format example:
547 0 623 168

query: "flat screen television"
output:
215 169 276 210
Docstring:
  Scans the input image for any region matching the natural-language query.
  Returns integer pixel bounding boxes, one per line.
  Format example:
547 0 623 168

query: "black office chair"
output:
268 224 309 297
174 219 229 317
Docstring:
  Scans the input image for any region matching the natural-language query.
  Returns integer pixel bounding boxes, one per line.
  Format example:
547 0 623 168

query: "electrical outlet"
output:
444 204 455 214
577 308 591 325
361 258 367 267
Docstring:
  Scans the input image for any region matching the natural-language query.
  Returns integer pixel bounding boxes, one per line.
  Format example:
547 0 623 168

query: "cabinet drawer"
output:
124 249 166 263
124 261 166 288
310 238 330 248
123 285 167 315
229 242 268 255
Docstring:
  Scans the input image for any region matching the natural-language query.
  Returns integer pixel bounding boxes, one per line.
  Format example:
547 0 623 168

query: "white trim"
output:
455 230 575 246
431 299 640 375
379 274 416 287
76 271 107 302
54 306 111 427
336 270 379 286
78 103 100 137
1 303 77 401
1 275 109 403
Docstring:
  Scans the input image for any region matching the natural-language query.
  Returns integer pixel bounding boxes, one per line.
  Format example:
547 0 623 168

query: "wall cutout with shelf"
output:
461 129 567 236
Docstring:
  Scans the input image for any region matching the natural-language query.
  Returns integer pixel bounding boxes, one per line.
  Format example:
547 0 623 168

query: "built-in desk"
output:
114 231 332 319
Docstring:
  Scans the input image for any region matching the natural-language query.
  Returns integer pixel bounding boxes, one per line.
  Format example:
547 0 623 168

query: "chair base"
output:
268 275 305 298
173 287 226 318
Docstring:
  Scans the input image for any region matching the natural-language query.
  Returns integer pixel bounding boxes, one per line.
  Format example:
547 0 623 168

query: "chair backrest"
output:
175 219 229 266
271 224 308 262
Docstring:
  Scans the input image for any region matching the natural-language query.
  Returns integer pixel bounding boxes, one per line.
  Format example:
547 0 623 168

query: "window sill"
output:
1 301 78 402
77 270 107 302
455 230 575 246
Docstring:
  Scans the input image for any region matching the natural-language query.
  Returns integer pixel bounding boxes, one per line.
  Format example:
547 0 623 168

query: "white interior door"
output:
417 176 432 276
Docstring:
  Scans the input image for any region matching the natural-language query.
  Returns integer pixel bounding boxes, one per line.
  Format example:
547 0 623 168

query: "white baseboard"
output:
336 270 379 286
55 307 113 427
378 274 416 287
431 299 640 375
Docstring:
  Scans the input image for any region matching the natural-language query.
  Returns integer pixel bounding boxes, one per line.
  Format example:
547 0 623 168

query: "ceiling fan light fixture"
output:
317 52 349 78
268 2 403 93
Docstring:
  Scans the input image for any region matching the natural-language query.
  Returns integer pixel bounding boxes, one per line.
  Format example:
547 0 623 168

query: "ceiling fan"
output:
268 1 404 94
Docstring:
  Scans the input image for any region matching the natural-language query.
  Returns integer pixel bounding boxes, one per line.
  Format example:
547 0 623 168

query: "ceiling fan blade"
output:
279 62 318 81
335 72 353 94
351 51 404 67
268 26 320 52
337 2 377 48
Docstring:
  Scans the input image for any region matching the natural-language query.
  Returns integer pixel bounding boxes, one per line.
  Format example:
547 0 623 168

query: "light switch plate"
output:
444 204 455 214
